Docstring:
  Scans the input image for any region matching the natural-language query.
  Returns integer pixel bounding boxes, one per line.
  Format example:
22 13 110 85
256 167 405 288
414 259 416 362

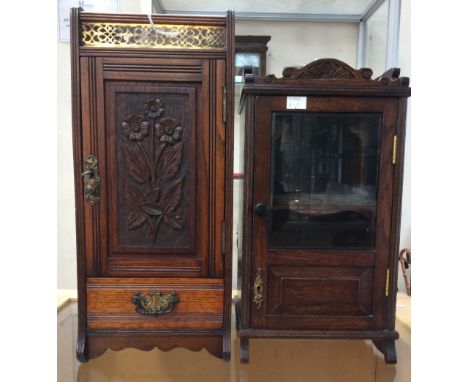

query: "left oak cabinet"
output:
70 8 234 361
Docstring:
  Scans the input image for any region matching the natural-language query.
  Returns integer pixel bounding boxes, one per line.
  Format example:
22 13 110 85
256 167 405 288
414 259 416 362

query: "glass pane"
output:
269 112 381 249
235 53 261 78
365 0 389 76
166 0 375 15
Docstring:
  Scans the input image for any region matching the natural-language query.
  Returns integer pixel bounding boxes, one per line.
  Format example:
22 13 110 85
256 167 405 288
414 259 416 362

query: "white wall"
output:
398 0 411 248
57 41 76 289
236 21 358 76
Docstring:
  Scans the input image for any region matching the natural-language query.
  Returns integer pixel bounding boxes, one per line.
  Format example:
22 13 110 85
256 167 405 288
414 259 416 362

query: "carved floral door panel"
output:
103 83 206 277
81 57 226 278
109 85 197 252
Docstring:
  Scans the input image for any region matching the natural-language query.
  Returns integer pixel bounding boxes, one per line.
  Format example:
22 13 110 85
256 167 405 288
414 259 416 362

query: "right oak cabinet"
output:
236 59 410 364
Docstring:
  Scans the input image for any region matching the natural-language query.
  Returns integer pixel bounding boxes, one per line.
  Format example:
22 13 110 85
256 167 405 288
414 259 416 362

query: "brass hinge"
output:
221 220 226 257
222 86 227 124
385 268 390 296
392 135 397 165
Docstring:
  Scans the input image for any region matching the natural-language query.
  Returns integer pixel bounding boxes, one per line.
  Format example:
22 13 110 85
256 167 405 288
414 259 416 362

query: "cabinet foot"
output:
76 332 88 362
223 331 231 362
240 337 249 363
234 296 241 331
372 339 397 364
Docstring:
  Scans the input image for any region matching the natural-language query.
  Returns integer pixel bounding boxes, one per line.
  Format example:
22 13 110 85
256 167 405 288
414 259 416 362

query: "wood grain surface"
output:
87 278 224 330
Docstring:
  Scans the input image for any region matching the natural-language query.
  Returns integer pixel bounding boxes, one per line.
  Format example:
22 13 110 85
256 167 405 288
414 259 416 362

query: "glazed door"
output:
251 95 397 330
80 57 226 278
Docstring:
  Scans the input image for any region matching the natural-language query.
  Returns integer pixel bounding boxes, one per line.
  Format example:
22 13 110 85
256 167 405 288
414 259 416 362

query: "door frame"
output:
250 95 398 330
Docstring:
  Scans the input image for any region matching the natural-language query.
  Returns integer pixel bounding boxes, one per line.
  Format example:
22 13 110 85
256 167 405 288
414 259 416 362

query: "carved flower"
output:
122 115 149 141
144 99 164 119
156 117 183 144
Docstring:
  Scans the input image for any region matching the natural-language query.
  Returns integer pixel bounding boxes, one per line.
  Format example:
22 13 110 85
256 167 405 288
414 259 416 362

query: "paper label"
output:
286 96 307 110
58 0 119 42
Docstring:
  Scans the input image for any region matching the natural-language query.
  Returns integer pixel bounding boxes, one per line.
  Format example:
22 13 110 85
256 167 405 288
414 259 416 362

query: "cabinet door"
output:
79 57 226 277
250 95 397 330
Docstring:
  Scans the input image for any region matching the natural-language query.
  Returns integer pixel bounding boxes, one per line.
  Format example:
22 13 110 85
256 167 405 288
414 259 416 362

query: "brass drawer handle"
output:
253 267 264 310
81 155 100 205
132 291 179 316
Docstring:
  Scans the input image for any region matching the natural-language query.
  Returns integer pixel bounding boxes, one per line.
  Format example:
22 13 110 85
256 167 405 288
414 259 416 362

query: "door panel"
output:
85 57 225 278
109 84 197 252
251 96 397 330
103 82 206 277
268 266 373 316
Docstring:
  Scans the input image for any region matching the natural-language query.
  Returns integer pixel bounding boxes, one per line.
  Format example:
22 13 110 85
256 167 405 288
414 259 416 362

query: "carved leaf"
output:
141 204 162 216
144 187 160 203
128 210 147 230
164 212 182 229
161 179 183 213
123 180 139 204
124 147 149 184
157 143 183 183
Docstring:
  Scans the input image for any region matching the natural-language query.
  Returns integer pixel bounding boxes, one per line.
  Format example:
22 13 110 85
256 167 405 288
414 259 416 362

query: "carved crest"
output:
280 59 373 80
250 58 409 87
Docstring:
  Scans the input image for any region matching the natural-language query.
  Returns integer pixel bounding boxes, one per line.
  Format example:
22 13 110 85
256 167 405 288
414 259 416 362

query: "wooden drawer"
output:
86 278 224 330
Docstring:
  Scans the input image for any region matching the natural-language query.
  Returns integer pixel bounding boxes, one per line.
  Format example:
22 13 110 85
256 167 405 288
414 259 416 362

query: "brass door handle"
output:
253 267 264 310
132 291 180 316
82 155 100 205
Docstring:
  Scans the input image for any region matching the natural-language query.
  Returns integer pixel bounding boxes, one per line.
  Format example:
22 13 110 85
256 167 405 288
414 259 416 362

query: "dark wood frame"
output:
71 8 235 361
236 59 410 364
235 35 271 78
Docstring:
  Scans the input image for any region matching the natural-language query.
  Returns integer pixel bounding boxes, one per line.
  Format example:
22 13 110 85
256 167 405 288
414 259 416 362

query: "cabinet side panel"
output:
240 96 255 329
71 7 88 361
222 10 235 359
387 98 408 330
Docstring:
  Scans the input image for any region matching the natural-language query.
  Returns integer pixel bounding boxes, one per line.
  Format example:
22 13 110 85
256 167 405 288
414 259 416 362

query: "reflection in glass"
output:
235 52 261 78
365 0 389 75
269 112 381 249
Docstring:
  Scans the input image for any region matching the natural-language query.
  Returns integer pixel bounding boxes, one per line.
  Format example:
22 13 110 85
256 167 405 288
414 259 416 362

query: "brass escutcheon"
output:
253 267 264 310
